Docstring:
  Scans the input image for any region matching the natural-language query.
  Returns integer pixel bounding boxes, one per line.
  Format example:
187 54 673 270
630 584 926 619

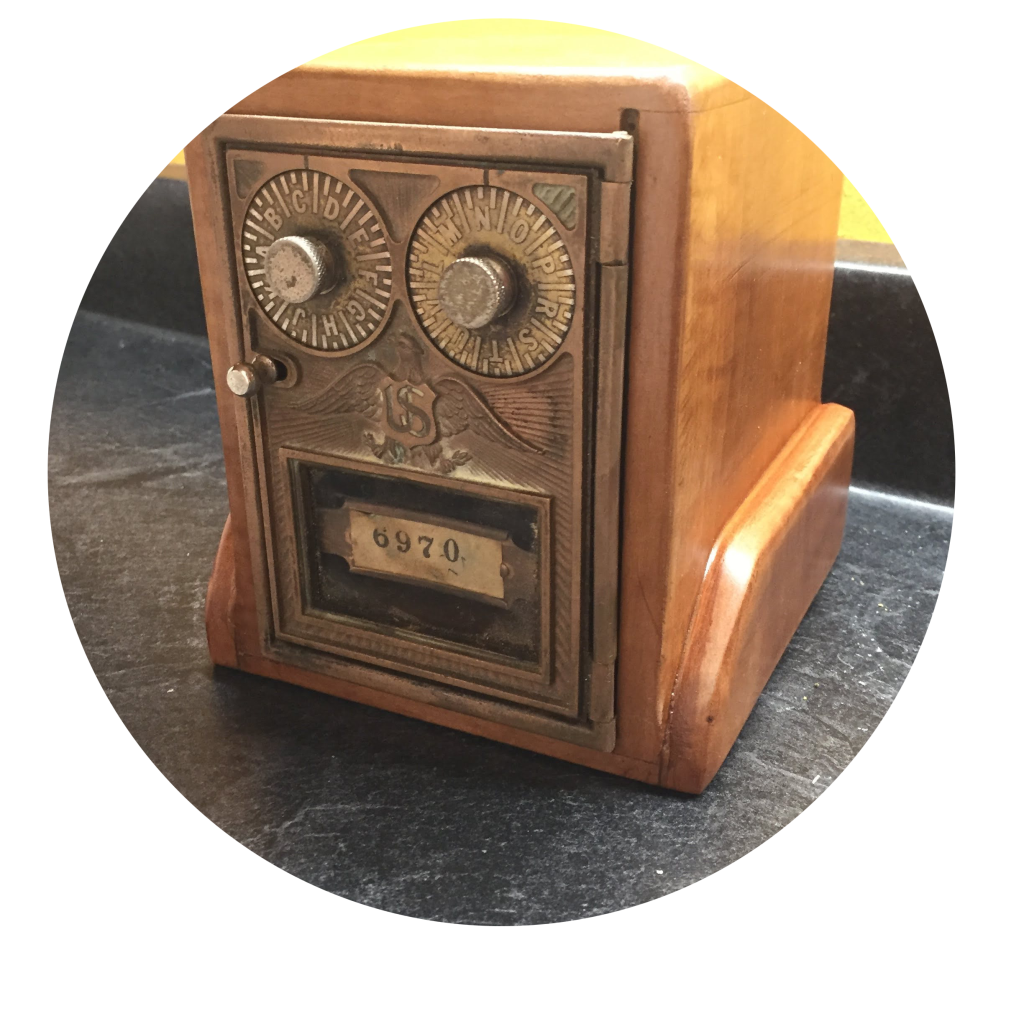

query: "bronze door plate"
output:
202 114 632 751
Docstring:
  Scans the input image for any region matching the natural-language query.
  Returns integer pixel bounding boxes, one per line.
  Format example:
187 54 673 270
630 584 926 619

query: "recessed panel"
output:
296 459 545 666
213 115 630 749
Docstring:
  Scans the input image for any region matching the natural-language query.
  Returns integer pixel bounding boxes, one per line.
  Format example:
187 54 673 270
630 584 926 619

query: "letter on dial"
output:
242 170 394 352
407 186 576 378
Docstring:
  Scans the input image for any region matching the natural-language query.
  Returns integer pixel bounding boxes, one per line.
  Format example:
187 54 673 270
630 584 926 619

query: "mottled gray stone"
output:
49 311 951 925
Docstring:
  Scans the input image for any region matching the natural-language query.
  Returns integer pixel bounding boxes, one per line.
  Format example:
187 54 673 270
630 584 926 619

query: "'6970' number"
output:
372 526 460 564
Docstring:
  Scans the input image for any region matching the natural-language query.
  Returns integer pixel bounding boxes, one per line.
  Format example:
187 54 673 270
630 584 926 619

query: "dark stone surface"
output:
77 178 955 504
80 179 207 338
49 311 952 925
824 262 955 503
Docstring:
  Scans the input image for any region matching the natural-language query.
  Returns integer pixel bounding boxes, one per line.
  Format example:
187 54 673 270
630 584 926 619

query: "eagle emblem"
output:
292 334 543 474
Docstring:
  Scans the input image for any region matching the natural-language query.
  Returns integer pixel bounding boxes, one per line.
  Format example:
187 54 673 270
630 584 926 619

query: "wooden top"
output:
171 23 890 245
314 20 709 74
230 20 745 128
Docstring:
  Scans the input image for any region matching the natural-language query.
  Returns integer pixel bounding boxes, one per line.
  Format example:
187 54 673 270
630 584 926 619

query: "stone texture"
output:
49 311 951 924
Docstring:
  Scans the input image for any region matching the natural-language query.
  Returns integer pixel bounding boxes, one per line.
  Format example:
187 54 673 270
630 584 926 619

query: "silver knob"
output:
265 235 333 304
226 354 279 397
438 255 516 330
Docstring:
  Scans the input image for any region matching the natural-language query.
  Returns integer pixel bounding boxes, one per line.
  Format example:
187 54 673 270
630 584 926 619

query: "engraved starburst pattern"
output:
242 169 394 352
407 185 576 378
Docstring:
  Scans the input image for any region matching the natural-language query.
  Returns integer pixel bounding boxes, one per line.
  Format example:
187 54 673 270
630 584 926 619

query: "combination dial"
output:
407 186 576 378
242 170 393 352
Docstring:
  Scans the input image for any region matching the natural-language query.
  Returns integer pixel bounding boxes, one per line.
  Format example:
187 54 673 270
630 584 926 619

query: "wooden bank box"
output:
186 27 854 794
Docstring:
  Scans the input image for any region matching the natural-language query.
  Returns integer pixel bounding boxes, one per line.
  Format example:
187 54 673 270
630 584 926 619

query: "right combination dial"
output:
407 186 576 378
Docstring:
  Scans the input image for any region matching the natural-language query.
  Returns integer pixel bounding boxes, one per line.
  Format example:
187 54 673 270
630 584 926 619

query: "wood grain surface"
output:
662 403 855 792
190 44 850 793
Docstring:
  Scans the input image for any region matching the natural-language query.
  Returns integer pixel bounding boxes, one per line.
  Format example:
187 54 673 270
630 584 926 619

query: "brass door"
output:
209 115 631 750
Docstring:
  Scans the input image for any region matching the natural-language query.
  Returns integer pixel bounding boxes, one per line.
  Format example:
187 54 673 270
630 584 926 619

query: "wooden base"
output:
660 403 855 792
205 403 853 793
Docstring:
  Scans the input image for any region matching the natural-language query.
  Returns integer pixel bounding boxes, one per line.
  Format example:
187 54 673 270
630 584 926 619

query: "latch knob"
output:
438 255 516 330
264 235 333 304
225 354 280 397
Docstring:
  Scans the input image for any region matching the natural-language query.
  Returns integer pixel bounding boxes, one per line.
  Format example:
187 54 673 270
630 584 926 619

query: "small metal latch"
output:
225 354 280 397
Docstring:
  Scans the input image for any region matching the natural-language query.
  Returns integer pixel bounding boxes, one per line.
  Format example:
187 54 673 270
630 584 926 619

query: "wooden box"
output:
186 24 853 794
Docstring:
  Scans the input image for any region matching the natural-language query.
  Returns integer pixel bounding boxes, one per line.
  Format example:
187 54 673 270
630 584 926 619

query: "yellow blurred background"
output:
160 20 891 245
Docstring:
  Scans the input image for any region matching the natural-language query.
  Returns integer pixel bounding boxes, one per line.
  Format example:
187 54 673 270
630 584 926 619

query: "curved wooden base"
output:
204 516 239 670
205 403 853 794
660 403 855 792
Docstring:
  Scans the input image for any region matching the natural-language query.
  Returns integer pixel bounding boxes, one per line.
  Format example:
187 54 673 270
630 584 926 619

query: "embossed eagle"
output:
292 334 542 473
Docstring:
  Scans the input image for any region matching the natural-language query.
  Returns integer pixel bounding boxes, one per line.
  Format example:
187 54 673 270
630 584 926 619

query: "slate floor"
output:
48 310 952 925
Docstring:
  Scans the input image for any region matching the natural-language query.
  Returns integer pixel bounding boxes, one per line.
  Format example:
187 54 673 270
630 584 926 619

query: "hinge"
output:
592 262 629 671
598 181 632 265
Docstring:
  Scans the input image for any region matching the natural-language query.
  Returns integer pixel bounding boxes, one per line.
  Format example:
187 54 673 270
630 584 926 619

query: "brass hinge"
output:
592 262 629 671
598 181 632 265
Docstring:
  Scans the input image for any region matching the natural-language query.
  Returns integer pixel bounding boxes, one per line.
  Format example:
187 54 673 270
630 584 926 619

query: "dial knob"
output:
225 355 279 397
241 169 394 352
408 186 576 378
437 255 516 330
264 235 333 304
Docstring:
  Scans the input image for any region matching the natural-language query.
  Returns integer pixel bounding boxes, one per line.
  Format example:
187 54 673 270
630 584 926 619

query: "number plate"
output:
349 508 506 600
316 500 533 605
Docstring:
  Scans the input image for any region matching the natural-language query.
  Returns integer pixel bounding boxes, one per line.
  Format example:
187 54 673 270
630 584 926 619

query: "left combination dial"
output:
241 170 394 352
